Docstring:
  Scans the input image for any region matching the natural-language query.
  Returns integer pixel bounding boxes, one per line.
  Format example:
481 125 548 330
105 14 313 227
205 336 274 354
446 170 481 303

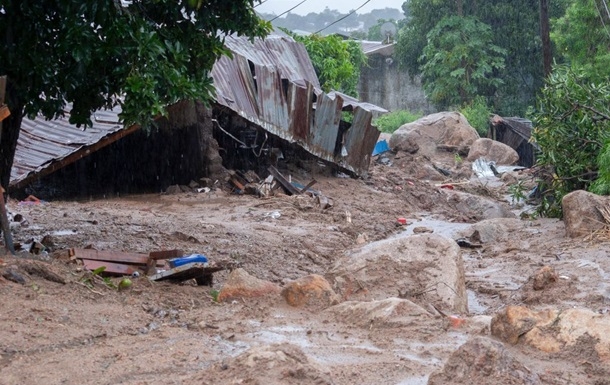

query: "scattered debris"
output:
67 247 228 285
532 265 559 290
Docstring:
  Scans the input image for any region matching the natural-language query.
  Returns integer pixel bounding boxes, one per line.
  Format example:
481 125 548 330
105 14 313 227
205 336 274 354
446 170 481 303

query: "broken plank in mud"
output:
72 248 164 266
81 259 142 276
267 166 301 195
149 249 183 260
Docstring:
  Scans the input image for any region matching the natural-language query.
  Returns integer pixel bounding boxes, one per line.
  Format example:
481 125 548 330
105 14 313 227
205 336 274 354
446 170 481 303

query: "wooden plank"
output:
149 249 183 260
72 248 149 265
268 166 300 195
81 259 141 275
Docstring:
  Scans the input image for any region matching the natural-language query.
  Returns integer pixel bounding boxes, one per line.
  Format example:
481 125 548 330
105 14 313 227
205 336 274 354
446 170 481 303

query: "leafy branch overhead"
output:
0 1 271 128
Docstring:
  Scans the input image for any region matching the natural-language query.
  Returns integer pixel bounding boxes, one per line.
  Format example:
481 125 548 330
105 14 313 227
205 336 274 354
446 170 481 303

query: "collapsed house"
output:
9 31 385 198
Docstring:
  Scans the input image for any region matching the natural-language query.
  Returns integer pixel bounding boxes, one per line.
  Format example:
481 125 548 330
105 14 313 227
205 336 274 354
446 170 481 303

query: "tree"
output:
0 1 270 190
420 16 506 109
290 33 367 97
552 0 610 82
396 0 567 115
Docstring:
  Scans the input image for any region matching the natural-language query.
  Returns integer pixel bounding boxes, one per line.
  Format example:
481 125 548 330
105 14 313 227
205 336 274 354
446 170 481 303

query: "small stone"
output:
532 266 558 290
412 226 433 234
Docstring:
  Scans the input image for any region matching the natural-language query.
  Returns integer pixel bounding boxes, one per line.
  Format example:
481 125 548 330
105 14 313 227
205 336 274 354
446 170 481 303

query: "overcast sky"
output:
255 0 405 16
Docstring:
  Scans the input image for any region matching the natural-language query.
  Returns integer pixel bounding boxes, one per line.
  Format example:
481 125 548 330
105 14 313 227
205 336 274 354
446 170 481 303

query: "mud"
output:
1 157 609 385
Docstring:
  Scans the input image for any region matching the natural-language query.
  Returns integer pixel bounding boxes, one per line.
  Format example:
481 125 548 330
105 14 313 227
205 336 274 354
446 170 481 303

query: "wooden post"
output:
0 186 15 255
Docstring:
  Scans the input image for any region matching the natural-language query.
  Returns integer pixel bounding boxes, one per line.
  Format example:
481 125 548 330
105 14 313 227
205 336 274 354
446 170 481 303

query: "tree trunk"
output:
0 80 22 192
539 0 552 77
456 0 463 16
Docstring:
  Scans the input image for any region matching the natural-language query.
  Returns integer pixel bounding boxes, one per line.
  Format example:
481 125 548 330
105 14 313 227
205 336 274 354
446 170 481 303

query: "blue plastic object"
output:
168 254 208 268
372 140 390 156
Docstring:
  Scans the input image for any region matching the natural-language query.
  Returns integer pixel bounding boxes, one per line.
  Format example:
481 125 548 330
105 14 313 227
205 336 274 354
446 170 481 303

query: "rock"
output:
328 233 467 313
389 112 479 157
457 218 525 244
500 171 519 185
448 191 515 220
491 306 610 361
520 308 610 360
427 336 542 385
562 190 610 237
165 184 182 194
189 343 333 385
326 297 433 328
466 138 519 165
491 306 558 345
532 266 558 290
218 268 280 302
412 226 433 234
281 274 339 309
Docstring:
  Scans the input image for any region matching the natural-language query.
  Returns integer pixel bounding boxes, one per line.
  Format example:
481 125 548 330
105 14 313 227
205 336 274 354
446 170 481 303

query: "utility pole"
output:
540 0 552 77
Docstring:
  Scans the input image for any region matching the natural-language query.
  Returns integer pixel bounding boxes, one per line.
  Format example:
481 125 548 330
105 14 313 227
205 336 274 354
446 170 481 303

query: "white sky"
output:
255 0 405 16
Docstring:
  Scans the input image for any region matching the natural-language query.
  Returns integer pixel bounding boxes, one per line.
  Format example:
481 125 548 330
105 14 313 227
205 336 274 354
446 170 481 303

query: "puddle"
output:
396 217 471 240
467 289 487 314
51 229 77 236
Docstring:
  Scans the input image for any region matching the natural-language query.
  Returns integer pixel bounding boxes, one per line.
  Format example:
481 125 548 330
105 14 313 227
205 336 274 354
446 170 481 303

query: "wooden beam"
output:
81 259 141 276
268 166 300 195
149 249 183 260
72 248 150 265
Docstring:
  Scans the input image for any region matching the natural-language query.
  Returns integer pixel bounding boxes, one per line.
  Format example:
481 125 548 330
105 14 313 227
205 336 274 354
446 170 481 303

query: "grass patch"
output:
374 110 422 133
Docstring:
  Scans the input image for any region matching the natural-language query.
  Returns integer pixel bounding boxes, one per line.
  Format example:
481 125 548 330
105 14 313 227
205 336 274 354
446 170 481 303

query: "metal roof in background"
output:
359 41 395 56
10 31 385 187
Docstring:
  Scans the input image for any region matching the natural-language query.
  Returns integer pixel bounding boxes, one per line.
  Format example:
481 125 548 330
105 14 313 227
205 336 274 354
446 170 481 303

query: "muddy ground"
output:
1 152 609 385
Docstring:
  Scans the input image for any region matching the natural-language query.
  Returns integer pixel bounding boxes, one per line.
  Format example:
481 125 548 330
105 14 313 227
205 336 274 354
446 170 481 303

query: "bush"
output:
531 65 610 216
460 96 491 137
373 110 422 133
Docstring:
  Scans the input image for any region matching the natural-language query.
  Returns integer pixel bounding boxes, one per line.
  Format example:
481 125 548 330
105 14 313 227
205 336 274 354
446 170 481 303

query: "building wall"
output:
358 54 435 115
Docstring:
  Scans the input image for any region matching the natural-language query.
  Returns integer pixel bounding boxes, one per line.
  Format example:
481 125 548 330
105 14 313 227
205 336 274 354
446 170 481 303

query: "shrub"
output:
373 110 422 133
460 96 491 137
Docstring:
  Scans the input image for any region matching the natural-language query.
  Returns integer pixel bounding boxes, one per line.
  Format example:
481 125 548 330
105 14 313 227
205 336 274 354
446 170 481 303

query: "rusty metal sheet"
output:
342 107 380 173
255 64 288 130
287 82 312 141
10 106 128 187
311 93 342 156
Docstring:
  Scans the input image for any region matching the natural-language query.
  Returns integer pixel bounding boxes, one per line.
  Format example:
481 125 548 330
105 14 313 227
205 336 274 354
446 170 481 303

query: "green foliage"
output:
0 1 271 128
552 0 610 83
420 16 506 110
396 0 567 116
531 65 610 215
460 96 491 137
291 33 367 97
209 289 220 302
508 181 527 205
590 141 610 195
373 110 422 133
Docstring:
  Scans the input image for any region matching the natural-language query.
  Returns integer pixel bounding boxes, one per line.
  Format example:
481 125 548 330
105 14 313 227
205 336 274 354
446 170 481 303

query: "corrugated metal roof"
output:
211 33 384 175
11 107 126 188
359 41 395 56
11 31 384 187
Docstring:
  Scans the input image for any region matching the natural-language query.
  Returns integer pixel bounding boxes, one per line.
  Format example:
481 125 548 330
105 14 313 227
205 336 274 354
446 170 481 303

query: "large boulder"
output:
562 190 610 237
218 268 280 302
326 298 433 328
389 112 479 157
456 218 525 244
466 138 519 165
328 233 467 313
281 274 339 309
491 306 610 362
427 336 542 385
447 191 515 220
